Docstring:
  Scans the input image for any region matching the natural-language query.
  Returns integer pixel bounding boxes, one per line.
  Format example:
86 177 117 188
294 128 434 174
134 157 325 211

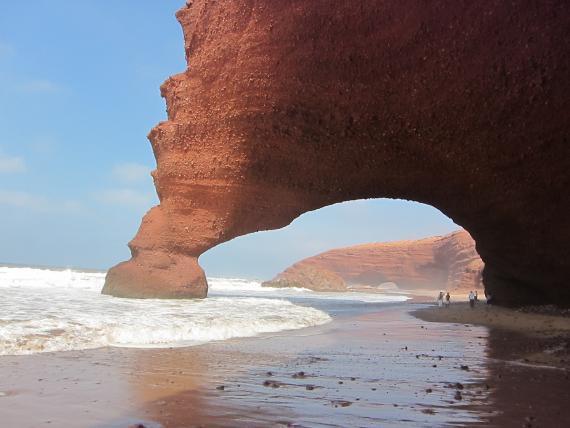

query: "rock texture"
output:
263 230 483 293
103 0 570 306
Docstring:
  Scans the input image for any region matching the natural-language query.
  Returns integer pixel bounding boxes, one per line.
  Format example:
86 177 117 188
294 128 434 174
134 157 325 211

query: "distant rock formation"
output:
103 0 570 306
263 230 483 292
264 265 347 292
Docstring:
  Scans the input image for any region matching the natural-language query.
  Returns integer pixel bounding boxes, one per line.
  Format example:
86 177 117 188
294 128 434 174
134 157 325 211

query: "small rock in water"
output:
460 365 470 371
216 385 225 391
266 371 273 376
305 385 315 391
263 380 282 388
422 408 436 415
425 388 433 393
331 400 352 408
454 391 463 400
455 382 464 390
292 371 306 379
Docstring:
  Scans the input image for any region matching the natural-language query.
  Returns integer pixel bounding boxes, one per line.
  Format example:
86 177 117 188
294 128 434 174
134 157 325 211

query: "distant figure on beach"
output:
437 291 444 307
468 291 475 308
445 292 451 308
474 291 478 303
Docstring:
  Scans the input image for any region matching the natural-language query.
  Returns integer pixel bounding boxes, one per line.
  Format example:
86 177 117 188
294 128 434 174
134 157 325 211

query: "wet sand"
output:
1 303 569 427
413 302 570 369
414 302 570 426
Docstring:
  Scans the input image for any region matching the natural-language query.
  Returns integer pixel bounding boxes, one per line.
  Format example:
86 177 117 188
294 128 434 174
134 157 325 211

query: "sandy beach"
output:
1 302 567 427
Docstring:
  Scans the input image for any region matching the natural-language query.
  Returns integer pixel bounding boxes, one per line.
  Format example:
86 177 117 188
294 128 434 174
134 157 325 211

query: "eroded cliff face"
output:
103 0 570 306
263 230 483 293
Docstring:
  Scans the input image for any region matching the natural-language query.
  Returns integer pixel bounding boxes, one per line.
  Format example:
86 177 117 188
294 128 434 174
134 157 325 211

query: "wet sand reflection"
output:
5 305 568 427
130 306 495 427
480 329 570 427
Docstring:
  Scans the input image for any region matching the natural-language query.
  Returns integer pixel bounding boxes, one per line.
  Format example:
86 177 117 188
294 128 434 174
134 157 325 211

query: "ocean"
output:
0 266 407 356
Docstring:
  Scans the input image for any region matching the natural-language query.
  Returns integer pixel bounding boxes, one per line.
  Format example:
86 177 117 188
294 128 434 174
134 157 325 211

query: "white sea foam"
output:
0 266 331 356
0 266 409 356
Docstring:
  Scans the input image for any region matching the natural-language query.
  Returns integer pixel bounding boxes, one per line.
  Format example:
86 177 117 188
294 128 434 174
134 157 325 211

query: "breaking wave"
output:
0 266 331 355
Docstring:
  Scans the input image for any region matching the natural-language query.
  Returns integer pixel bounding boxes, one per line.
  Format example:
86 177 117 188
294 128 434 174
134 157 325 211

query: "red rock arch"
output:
103 0 570 306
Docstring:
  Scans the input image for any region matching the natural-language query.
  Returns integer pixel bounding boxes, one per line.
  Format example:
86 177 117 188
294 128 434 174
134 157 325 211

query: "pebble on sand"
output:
331 400 352 408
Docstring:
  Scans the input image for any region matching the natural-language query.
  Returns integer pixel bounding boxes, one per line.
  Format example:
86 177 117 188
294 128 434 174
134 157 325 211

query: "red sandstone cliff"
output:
103 0 570 306
263 230 483 293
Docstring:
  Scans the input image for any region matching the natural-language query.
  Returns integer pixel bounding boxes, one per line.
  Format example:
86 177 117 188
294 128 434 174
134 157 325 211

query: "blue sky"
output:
0 1 459 279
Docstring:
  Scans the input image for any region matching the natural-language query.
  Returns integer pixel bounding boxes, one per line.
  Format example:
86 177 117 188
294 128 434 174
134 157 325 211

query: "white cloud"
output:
112 162 152 184
0 151 26 173
0 190 83 213
28 135 58 155
0 190 45 208
16 79 61 94
96 188 156 208
60 200 83 213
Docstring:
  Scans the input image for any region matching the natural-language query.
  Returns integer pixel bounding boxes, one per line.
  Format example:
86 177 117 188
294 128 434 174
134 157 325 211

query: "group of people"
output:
436 290 480 308
436 291 451 308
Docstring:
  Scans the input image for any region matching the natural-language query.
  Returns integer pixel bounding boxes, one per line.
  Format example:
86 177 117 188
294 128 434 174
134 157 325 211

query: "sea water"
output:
0 266 407 356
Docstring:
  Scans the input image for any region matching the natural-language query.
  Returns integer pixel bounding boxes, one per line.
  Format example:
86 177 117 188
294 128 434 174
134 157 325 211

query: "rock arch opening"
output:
200 198 484 296
103 0 569 307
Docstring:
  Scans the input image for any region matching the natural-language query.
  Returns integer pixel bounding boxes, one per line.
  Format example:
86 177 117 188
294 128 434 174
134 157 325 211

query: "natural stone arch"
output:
103 0 570 306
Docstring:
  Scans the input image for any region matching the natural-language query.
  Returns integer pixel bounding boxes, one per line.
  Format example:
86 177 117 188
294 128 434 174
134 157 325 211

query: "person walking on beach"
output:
468 291 475 308
474 291 478 303
445 292 451 308
437 291 444 308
